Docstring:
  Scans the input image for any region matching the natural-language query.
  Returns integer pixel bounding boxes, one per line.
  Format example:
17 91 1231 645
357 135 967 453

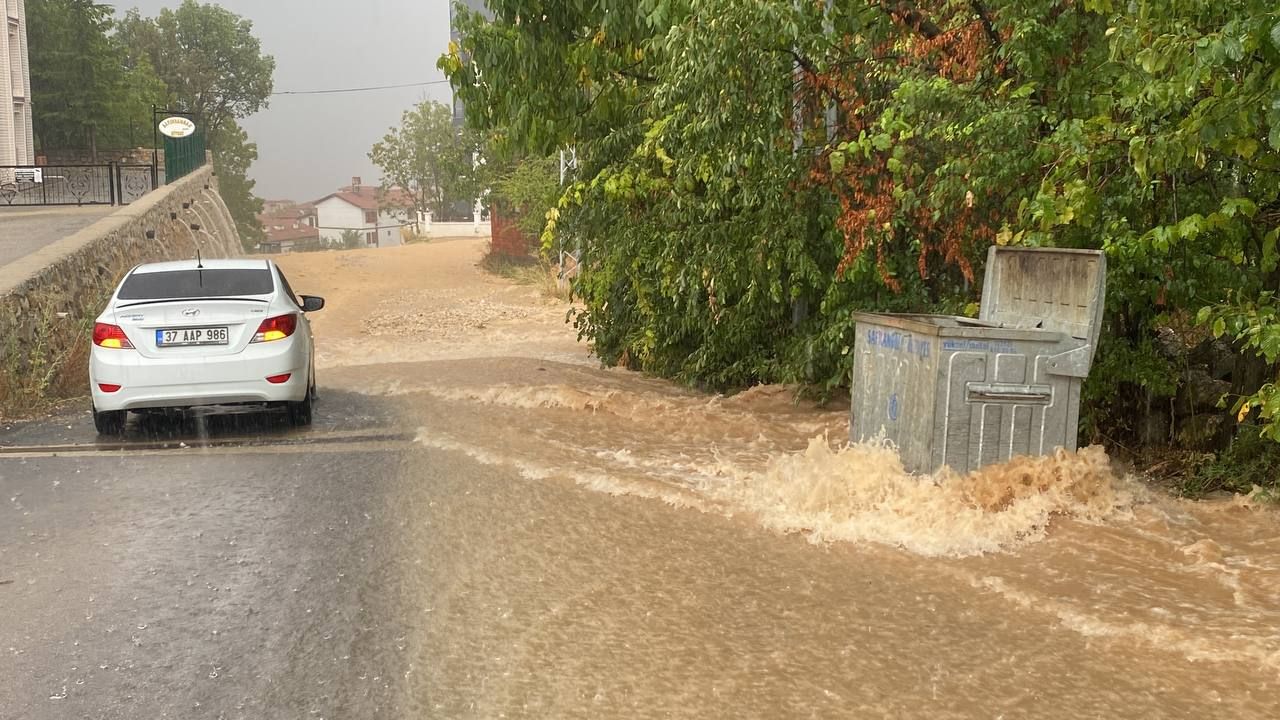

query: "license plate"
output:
156 326 229 347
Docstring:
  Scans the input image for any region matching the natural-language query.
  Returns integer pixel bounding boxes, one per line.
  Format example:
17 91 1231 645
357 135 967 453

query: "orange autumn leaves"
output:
804 1 1006 288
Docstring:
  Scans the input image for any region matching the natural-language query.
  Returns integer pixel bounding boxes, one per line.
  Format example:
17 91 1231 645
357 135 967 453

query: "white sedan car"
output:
89 258 325 435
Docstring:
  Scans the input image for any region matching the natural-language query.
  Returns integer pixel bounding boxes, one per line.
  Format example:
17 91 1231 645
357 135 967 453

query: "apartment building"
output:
449 0 490 127
1 0 33 166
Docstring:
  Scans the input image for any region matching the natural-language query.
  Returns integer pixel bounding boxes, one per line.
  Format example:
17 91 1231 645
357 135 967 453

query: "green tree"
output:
117 1 275 251
339 229 364 250
369 100 479 221
210 121 265 252
26 0 168 154
116 1 275 141
493 155 560 239
444 0 1280 468
1055 0 1280 443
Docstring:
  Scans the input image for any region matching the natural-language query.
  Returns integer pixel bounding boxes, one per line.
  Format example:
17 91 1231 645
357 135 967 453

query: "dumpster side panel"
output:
851 321 938 471
934 351 989 472
933 338 1081 473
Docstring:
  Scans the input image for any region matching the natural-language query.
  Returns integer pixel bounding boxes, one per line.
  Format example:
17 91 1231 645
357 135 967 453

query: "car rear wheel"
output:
287 378 314 427
93 408 127 436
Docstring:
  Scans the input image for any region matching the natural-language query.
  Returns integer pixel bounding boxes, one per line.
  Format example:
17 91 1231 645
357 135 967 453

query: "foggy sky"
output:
113 0 455 203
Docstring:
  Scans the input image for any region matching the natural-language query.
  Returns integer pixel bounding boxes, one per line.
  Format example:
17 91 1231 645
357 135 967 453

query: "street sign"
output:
158 116 197 139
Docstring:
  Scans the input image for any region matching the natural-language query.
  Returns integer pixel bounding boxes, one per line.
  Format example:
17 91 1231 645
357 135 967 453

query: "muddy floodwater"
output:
270 238 1280 717
3 238 1276 718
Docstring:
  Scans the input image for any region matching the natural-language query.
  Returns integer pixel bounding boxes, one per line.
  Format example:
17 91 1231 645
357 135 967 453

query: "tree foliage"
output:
210 121 265 252
369 100 480 221
444 1 1280 455
116 0 274 250
116 1 276 141
27 0 168 153
339 229 364 250
493 154 561 239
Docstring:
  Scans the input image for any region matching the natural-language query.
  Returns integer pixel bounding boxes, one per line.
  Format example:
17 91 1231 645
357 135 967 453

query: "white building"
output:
1 0 34 166
313 178 416 249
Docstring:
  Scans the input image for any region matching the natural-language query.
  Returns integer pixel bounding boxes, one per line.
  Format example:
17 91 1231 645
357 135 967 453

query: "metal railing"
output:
116 164 158 205
154 108 205 183
0 164 159 207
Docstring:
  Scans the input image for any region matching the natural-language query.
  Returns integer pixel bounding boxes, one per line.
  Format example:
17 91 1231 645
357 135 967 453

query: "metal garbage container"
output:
850 246 1107 474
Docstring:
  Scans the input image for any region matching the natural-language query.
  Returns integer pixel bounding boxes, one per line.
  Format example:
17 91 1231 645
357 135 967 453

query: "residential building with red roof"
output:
313 177 420 249
257 202 320 253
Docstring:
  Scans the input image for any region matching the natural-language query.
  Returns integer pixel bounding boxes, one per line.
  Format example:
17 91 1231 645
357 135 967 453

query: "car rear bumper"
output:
90 340 309 412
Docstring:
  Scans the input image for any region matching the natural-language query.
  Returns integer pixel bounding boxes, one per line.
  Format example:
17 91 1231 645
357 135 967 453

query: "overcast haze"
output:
114 0 455 203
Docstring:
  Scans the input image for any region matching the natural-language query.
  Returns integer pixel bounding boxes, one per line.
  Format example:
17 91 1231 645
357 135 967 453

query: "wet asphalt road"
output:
3 393 874 720
0 396 426 718
6 393 871 720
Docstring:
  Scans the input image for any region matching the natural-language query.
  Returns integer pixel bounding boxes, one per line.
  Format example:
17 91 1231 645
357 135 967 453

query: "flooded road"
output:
2 237 1278 717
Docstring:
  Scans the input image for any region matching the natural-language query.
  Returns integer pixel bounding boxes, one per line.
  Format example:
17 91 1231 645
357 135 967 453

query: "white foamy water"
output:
704 438 1135 557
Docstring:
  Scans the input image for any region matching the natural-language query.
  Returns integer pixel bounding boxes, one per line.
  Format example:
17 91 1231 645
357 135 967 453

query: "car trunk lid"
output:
112 298 271 359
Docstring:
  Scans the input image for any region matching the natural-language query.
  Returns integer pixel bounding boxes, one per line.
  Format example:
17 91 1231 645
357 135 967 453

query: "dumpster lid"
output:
979 246 1106 342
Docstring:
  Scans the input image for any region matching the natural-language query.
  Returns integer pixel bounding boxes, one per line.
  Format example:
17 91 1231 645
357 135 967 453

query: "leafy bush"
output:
444 0 1280 491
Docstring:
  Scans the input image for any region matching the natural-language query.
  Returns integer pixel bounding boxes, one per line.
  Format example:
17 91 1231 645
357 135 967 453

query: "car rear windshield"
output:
118 269 275 300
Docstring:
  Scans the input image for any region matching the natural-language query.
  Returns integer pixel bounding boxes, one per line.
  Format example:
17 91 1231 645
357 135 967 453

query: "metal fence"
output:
116 164 158 204
155 108 205 183
0 164 158 207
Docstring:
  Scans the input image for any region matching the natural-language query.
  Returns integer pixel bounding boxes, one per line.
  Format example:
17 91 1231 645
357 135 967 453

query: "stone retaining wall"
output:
0 165 241 417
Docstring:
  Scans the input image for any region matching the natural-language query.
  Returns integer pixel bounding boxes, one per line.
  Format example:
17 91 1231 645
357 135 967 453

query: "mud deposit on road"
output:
2 239 1276 718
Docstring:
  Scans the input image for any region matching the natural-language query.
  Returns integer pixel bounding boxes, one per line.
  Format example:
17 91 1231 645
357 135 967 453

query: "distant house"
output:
257 202 320 253
313 177 418 249
262 199 304 215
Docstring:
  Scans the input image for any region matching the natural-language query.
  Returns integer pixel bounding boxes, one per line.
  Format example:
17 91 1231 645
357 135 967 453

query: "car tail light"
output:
266 373 292 384
252 314 298 343
98 383 122 393
93 323 134 349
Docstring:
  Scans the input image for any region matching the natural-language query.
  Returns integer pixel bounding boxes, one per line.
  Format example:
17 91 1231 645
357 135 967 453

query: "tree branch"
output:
879 1 942 40
776 47 846 107
970 0 1002 48
615 69 658 83
614 57 657 84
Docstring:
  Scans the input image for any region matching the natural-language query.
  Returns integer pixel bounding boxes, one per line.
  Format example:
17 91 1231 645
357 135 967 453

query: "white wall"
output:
314 197 368 247
427 220 491 238
315 197 420 249
377 208 407 248
1 0 34 166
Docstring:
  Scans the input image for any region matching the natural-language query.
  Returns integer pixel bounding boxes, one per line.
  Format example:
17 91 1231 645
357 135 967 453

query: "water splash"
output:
704 438 1134 557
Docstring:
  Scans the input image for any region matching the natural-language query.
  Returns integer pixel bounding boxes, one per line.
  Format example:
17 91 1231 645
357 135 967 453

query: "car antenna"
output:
196 247 204 269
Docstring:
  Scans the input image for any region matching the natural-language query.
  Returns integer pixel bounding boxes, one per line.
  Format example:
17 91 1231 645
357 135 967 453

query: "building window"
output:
366 231 377 246
364 210 377 224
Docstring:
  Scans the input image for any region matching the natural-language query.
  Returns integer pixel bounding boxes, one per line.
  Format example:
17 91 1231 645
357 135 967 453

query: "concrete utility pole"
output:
558 148 577 186
557 147 579 271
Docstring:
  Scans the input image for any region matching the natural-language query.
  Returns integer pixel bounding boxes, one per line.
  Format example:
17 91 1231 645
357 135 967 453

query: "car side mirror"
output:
300 295 325 312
